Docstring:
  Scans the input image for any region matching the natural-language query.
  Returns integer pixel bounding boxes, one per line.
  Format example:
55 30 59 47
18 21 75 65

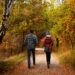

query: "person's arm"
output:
43 39 46 47
50 37 54 50
43 38 46 52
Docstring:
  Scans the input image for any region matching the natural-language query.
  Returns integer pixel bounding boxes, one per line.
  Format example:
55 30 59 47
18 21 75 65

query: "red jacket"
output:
44 37 53 51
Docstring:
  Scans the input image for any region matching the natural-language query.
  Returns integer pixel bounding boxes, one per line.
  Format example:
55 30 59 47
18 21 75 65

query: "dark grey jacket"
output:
24 33 38 49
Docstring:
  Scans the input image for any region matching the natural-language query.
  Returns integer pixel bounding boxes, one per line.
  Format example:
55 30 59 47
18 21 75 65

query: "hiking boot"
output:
33 63 36 65
28 65 31 69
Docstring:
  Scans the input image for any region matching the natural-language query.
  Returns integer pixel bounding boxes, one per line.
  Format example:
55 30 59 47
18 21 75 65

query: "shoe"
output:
33 63 36 65
33 62 35 65
28 65 31 69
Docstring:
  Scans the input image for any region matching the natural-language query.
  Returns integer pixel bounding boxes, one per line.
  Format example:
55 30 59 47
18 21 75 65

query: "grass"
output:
59 50 75 69
0 52 27 73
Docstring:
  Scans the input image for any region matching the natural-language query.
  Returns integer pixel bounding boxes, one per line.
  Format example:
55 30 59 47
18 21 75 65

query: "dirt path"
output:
25 53 59 68
4 51 75 75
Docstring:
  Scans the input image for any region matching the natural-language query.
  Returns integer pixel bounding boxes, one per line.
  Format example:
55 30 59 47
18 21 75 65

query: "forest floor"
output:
3 49 75 75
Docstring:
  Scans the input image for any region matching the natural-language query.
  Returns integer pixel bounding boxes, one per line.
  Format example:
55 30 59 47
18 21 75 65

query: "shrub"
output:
59 50 75 68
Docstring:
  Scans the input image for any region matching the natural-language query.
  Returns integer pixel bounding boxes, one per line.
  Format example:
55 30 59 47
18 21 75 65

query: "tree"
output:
0 0 12 44
51 0 75 50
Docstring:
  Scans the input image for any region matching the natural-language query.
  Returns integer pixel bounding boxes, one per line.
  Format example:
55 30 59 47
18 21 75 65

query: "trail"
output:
25 52 59 68
4 49 75 75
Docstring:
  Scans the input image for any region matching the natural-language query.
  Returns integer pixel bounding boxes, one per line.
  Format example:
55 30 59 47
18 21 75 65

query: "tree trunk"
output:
0 0 12 44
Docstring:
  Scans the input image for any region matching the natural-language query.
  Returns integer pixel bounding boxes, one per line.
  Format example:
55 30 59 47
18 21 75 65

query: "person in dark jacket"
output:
44 34 53 68
24 30 38 69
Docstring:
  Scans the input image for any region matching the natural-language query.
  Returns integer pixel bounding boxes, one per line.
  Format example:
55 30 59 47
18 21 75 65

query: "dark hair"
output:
30 30 34 33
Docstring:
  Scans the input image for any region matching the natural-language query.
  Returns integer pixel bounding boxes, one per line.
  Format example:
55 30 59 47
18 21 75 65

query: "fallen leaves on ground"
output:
3 63 75 75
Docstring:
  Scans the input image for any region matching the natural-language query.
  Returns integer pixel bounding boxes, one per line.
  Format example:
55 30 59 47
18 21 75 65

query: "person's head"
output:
46 30 50 35
30 30 34 34
45 31 51 37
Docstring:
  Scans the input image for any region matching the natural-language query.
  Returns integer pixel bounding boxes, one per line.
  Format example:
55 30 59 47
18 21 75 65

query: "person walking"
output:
44 33 53 68
24 30 38 69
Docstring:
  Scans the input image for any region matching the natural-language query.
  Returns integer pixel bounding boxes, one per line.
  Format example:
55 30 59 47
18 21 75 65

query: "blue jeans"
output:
27 48 35 68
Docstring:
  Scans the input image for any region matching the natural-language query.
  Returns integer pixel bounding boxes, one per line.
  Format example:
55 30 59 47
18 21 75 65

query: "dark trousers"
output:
27 48 35 68
46 52 51 65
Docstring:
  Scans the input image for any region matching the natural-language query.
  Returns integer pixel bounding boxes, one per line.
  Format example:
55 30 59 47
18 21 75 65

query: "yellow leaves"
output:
23 9 30 17
66 0 75 6
19 21 28 31
33 15 43 23
63 14 73 32
66 0 75 10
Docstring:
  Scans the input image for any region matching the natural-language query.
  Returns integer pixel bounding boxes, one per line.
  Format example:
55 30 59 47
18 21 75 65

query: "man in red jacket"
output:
44 34 53 68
